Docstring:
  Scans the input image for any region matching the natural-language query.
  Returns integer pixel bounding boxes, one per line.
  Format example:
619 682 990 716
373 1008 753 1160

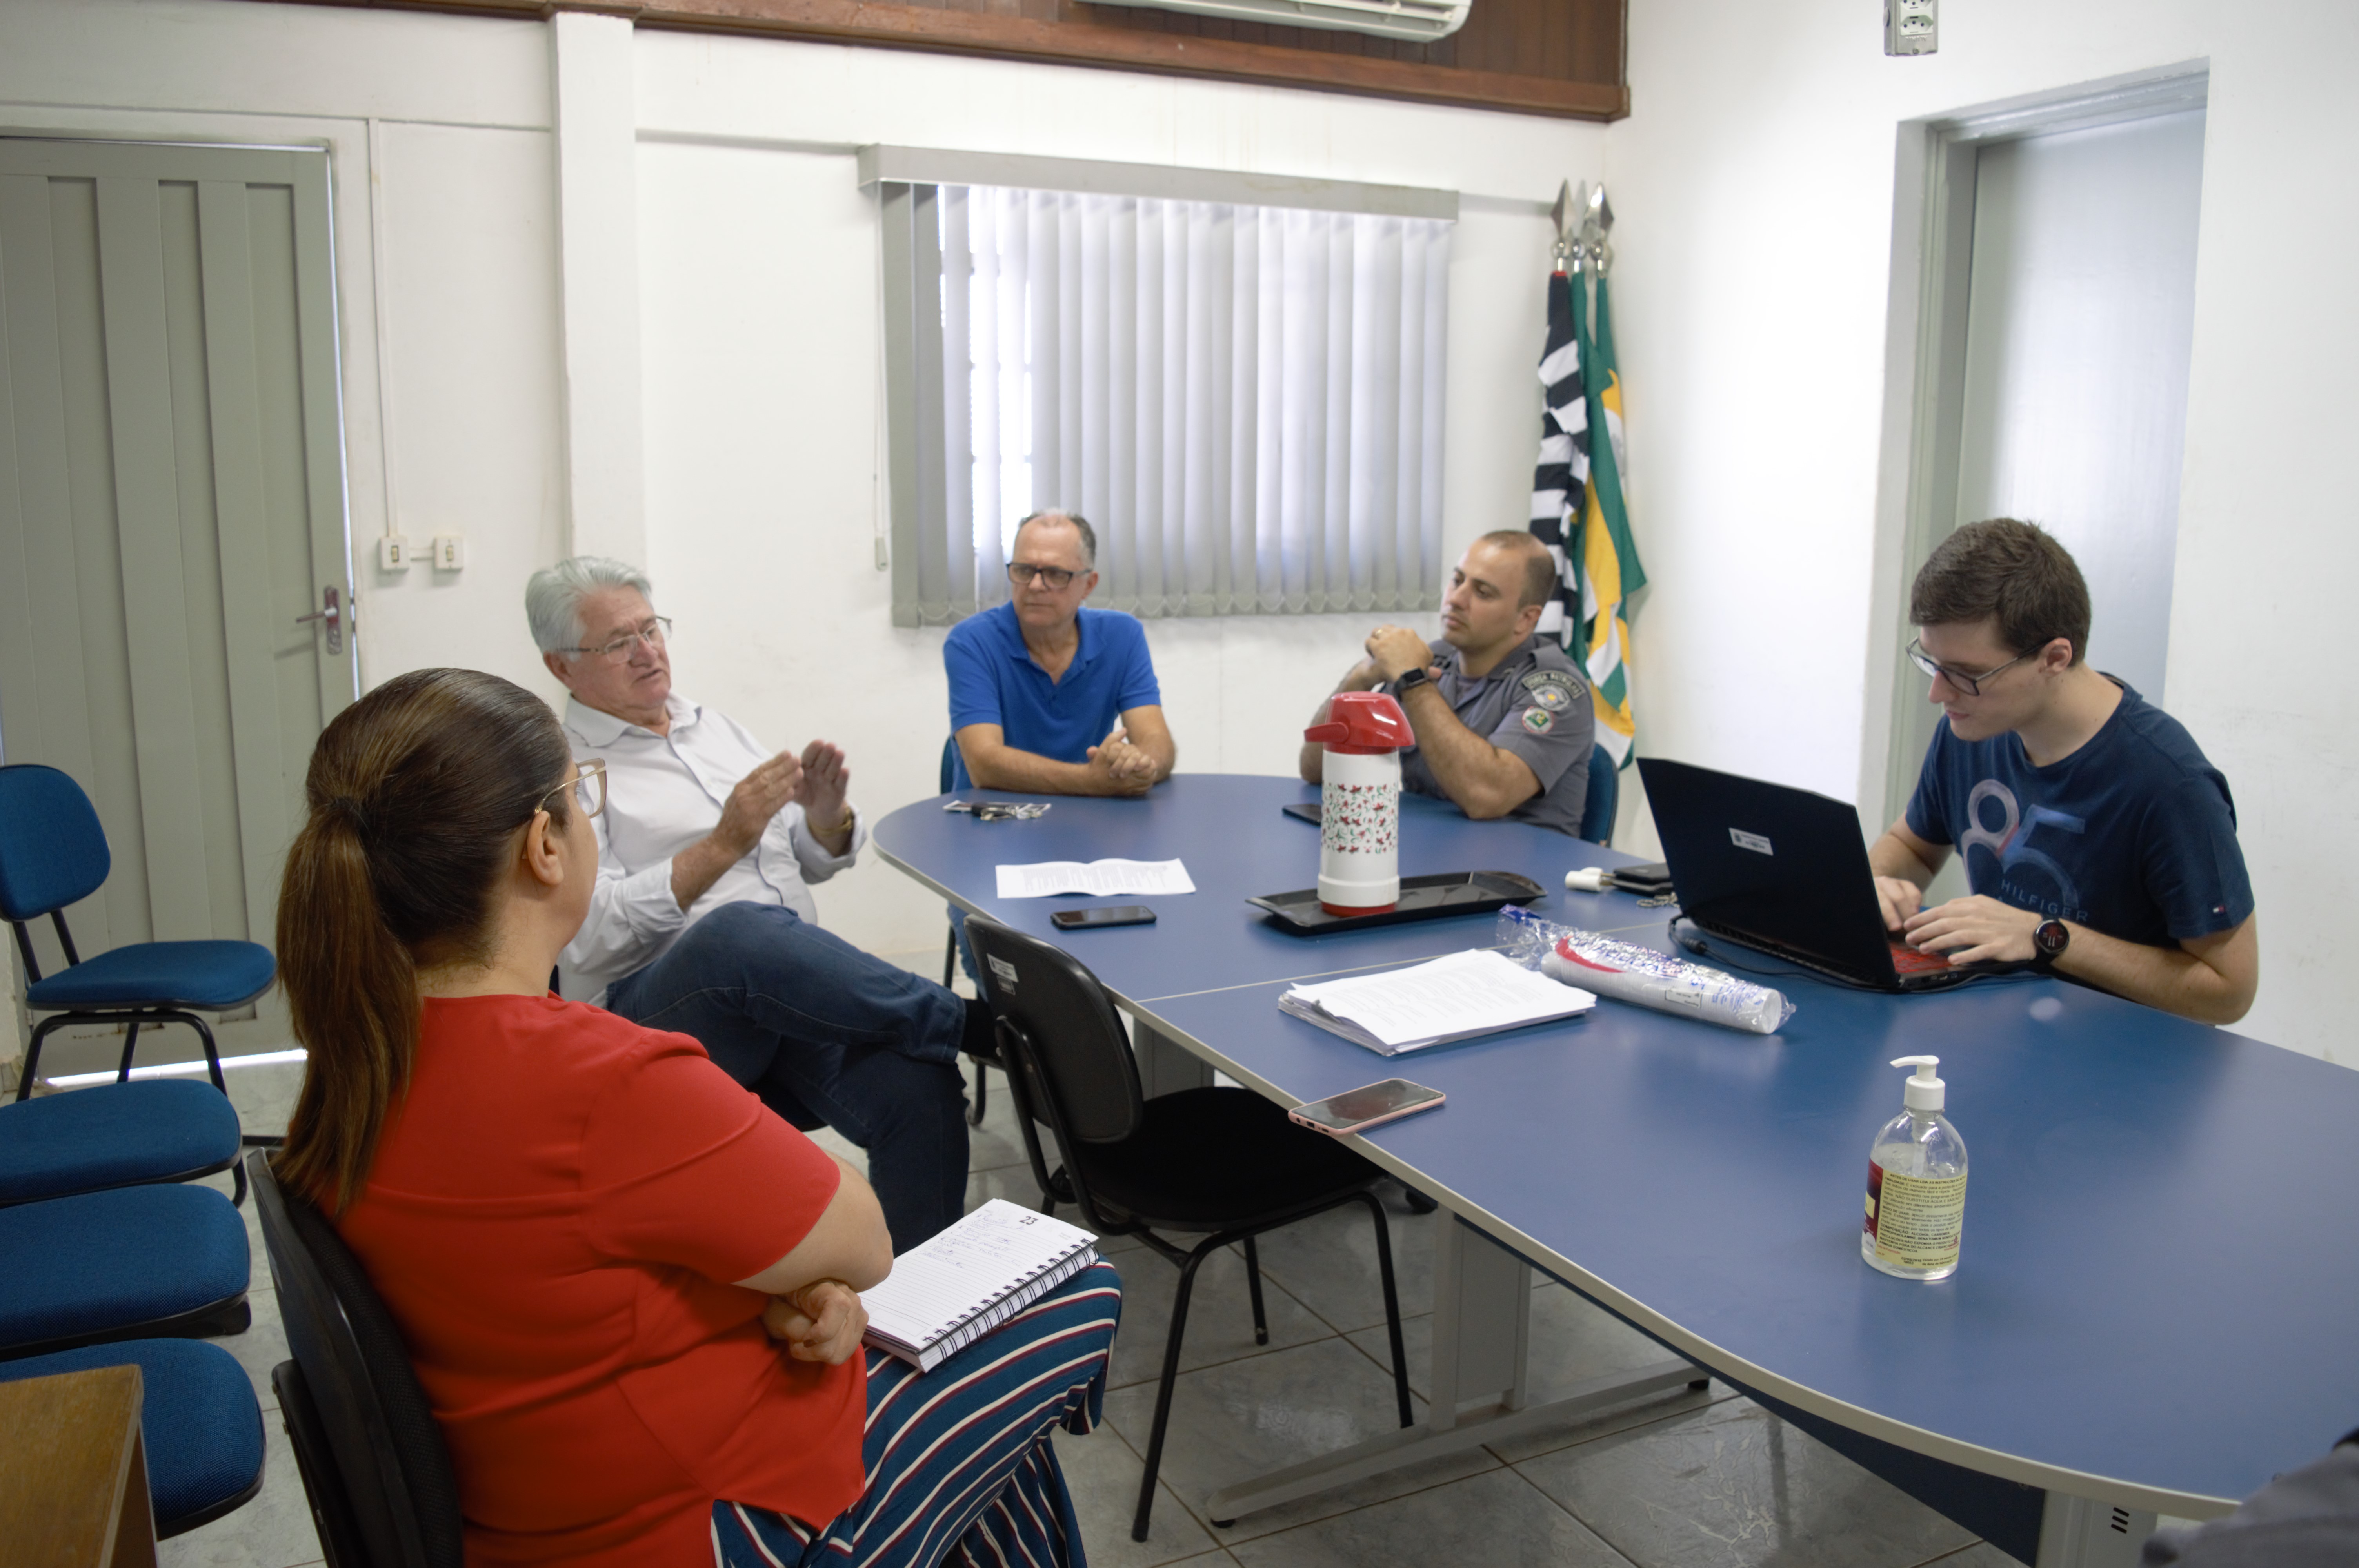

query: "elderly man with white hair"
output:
527 557 978 1251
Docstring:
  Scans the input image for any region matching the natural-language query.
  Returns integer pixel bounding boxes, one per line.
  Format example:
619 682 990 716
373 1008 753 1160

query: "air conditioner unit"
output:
1087 0 1471 44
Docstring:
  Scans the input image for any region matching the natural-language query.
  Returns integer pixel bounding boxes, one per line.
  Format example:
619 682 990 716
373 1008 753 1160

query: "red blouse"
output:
333 994 864 1564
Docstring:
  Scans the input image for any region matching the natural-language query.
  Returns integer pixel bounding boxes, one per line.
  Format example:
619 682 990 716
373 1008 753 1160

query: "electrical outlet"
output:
431 534 466 571
379 535 415 572
1885 0 1936 55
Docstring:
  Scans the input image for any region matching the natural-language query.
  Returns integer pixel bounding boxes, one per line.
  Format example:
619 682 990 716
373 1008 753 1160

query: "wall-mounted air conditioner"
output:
1086 0 1472 44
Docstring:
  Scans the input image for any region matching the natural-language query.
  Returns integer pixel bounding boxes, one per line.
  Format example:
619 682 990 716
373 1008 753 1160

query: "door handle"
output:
295 586 343 655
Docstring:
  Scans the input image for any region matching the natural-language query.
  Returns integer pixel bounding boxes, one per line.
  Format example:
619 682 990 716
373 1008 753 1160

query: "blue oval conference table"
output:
875 774 2359 1568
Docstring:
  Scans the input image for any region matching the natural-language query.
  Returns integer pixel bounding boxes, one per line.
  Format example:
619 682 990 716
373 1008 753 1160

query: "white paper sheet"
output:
1282 948 1596 1051
994 858 1197 899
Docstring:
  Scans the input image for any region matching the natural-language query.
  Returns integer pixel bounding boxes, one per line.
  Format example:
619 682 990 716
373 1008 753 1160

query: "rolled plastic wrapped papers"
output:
1497 907 1796 1036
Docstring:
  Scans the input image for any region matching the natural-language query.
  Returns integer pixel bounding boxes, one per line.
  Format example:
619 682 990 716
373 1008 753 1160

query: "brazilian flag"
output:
1571 273 1645 765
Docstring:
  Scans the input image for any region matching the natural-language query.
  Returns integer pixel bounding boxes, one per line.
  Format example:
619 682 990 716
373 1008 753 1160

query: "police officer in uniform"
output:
1300 531 1596 837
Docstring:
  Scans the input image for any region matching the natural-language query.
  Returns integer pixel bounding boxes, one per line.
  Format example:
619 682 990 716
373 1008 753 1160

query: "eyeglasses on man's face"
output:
1905 637 2032 698
563 617 671 663
1007 563 1081 591
539 758 607 821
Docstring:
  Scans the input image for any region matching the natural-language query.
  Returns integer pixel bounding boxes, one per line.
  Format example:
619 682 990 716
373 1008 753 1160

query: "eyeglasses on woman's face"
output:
538 758 607 821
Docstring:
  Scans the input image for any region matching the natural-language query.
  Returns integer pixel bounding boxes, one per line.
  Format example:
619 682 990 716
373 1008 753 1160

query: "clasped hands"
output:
1874 878 2042 965
762 1278 868 1365
1085 724 1156 796
715 739 854 854
1358 625 1438 688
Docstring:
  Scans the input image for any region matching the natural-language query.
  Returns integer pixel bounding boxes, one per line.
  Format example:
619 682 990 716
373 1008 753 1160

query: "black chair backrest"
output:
965 916 1144 1146
247 1153 464 1568
939 735 960 795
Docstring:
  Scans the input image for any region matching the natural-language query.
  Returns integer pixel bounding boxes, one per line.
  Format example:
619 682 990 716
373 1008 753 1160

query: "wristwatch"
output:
1391 667 1432 697
2032 918 2071 969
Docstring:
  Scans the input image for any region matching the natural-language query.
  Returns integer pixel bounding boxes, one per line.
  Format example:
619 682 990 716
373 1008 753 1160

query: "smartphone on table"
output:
1049 905 1157 931
1288 1078 1446 1136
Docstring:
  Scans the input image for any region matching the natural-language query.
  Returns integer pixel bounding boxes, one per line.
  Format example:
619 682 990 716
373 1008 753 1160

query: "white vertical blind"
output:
897 185 1451 624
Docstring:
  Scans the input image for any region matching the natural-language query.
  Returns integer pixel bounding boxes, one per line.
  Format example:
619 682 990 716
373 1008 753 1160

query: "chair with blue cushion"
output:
1580 740 1619 845
249 1152 467 1568
0 1079 242 1208
0 1338 267 1537
0 764 276 1105
0 1183 251 1361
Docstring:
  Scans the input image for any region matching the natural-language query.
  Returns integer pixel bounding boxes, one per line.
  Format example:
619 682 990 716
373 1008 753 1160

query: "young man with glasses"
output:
527 557 983 1252
941 510 1175 796
1869 519 2257 1024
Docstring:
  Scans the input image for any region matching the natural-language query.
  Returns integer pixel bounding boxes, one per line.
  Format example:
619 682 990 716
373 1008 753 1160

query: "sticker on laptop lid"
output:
1729 828 1774 855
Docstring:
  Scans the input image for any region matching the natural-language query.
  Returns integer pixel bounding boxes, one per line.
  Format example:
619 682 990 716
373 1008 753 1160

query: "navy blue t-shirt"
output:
1904 680 2253 948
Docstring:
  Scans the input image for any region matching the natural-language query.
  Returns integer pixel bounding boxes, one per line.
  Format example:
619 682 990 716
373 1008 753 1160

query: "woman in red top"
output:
271 669 1118 1566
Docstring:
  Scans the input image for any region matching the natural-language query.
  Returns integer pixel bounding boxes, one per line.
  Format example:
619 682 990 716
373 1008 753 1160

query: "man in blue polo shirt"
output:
943 510 1175 795
1869 518 2257 1024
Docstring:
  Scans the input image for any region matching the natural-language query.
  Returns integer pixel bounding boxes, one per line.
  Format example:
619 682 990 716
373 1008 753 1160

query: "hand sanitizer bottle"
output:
1862 1055 1968 1281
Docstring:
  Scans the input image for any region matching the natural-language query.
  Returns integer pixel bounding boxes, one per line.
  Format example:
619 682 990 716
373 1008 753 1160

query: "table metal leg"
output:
1202 1212 1700 1525
2036 1492 2158 1568
1132 1019 1214 1098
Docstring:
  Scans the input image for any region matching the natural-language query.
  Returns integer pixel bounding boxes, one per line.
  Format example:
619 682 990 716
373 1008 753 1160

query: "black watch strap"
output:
1391 667 1432 696
2033 918 2070 969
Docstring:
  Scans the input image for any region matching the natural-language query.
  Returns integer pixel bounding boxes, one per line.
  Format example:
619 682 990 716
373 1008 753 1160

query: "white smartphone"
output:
1287 1078 1446 1137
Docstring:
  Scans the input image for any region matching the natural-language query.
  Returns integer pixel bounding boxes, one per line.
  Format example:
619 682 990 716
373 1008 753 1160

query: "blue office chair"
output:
0 765 277 1103
1579 741 1619 845
0 1338 266 1537
0 1079 241 1207
0 1183 251 1361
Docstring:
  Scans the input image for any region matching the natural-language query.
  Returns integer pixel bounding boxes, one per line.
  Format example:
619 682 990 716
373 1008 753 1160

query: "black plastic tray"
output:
1247 871 1546 933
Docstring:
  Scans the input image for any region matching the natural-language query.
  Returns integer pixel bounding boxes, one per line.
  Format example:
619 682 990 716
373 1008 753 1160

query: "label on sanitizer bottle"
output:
1864 1162 1966 1272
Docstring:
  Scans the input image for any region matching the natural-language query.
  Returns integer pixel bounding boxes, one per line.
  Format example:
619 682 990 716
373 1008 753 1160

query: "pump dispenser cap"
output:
1891 1055 1944 1112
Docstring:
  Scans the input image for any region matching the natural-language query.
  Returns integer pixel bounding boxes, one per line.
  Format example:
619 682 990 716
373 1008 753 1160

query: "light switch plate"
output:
431 534 466 571
379 535 414 571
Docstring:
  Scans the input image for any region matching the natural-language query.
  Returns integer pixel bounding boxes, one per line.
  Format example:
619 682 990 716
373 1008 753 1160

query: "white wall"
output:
1602 0 2359 1062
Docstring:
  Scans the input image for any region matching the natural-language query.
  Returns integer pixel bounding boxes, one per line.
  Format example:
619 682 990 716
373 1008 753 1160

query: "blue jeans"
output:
606 902 970 1252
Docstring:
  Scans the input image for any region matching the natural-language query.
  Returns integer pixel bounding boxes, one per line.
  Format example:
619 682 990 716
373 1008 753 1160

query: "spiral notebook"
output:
859 1199 1101 1371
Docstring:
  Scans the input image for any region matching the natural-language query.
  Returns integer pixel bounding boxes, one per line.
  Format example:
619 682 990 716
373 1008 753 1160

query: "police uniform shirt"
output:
1390 634 1595 837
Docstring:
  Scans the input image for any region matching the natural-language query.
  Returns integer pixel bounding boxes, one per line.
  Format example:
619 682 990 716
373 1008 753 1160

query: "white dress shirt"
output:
560 693 867 1000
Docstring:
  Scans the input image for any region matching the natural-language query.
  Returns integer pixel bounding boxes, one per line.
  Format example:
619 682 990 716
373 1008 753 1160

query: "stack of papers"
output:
995 858 1196 898
861 1199 1101 1371
1280 949 1597 1056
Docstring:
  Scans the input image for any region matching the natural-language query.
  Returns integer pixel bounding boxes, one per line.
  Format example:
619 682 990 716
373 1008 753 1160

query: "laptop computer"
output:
1636 757 1974 993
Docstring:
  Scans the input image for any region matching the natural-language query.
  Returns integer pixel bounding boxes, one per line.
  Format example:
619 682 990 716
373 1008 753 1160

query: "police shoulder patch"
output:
1520 707 1555 734
1521 670 1580 711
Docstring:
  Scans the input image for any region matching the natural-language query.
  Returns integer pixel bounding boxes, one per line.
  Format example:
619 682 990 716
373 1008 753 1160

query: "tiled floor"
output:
147 1006 2021 1568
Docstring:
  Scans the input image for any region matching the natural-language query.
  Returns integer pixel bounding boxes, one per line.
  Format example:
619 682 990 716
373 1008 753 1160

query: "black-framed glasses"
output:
1905 637 2031 697
561 617 671 663
1007 563 1079 590
538 758 606 820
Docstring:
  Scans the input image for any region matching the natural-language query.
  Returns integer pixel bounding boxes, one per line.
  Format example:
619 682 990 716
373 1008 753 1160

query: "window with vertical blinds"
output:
880 171 1454 627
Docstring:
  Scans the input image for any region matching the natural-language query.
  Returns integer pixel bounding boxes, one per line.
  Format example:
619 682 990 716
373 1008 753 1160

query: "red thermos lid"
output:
1303 691 1413 755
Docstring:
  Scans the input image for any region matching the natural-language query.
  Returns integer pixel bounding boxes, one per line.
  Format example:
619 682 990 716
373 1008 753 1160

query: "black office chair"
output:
247 1153 464 1568
941 735 997 1128
963 915 1413 1542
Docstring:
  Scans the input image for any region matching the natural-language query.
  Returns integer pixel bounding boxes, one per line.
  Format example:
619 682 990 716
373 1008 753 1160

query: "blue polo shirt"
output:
943 603 1162 791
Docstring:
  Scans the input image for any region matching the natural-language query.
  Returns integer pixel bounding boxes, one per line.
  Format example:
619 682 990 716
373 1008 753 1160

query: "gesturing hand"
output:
1902 895 2041 965
762 1279 870 1365
714 751 803 858
796 740 852 832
